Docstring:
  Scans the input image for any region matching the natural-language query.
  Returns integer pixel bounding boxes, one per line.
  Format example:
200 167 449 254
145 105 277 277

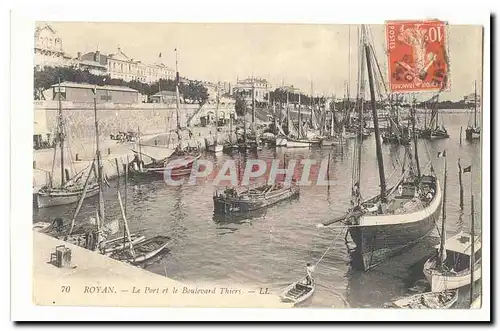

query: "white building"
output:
34 24 73 69
102 47 175 83
232 77 270 104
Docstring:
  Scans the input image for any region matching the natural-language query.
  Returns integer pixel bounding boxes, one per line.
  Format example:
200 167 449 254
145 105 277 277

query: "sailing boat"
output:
423 163 481 292
286 89 320 148
419 94 449 139
465 81 481 141
235 80 261 151
390 152 458 309
321 25 442 271
129 49 200 177
36 80 99 208
381 95 411 146
208 83 223 153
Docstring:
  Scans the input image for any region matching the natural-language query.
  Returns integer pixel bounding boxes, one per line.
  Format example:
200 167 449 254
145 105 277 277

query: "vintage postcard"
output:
10 4 491 322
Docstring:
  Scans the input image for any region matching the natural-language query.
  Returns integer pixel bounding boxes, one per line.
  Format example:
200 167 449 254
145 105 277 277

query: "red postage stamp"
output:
386 20 449 92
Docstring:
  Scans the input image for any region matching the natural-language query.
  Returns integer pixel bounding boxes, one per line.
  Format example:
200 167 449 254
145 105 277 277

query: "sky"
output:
40 22 483 101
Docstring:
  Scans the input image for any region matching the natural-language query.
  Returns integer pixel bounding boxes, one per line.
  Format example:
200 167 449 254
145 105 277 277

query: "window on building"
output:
121 63 123 71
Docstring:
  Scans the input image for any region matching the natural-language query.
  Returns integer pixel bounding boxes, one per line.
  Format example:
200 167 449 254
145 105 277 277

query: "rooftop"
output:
435 231 482 255
51 81 139 93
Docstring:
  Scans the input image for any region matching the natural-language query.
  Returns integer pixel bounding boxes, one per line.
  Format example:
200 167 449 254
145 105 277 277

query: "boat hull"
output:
349 178 442 271
213 185 300 215
423 256 482 292
392 290 458 309
109 235 171 264
208 144 223 153
36 184 100 208
275 137 288 147
465 127 480 141
286 139 319 148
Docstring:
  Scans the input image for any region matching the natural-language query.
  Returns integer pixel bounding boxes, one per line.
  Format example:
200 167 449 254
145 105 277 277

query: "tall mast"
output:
57 79 65 186
470 193 475 305
439 155 447 268
298 92 302 138
365 43 386 202
215 83 219 144
286 90 290 136
412 95 421 177
251 79 256 129
93 84 105 225
474 81 478 128
174 48 181 139
310 82 314 127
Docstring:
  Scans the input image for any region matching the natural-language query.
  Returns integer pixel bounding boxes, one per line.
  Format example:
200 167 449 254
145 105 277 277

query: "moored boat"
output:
391 290 458 309
101 234 147 255
423 231 482 292
322 26 442 271
280 276 315 306
213 181 300 215
109 235 171 264
37 182 100 208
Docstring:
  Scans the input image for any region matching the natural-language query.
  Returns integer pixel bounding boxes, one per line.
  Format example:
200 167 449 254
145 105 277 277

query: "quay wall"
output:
35 100 236 143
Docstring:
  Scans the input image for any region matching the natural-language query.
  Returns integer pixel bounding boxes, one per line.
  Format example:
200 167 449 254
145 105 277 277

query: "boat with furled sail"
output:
320 25 442 271
128 49 200 178
465 81 481 141
419 94 449 139
423 161 481 293
36 80 99 208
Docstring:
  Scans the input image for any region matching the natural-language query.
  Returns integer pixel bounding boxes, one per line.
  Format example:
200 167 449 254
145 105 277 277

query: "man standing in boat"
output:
306 263 315 285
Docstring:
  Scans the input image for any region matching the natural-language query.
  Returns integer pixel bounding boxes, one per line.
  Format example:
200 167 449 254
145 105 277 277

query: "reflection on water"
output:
33 113 482 308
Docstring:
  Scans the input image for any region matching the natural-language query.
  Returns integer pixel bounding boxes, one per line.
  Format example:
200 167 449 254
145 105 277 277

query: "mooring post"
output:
115 158 120 179
458 158 464 210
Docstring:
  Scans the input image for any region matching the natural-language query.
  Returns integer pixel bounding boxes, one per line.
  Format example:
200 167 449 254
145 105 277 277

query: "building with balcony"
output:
34 24 73 69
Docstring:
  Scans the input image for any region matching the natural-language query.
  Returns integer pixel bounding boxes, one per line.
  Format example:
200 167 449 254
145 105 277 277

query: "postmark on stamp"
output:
386 20 449 93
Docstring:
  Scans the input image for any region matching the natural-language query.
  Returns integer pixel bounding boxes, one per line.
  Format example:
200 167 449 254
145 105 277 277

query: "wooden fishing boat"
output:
391 290 458 309
322 26 442 271
423 232 482 292
37 182 100 208
381 132 411 145
466 81 481 141
32 222 51 232
419 127 449 139
213 181 300 215
101 234 147 255
131 153 201 178
346 175 442 270
280 276 315 306
109 235 171 264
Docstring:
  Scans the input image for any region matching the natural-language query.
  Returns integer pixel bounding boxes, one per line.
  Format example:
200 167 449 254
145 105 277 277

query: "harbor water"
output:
33 113 482 308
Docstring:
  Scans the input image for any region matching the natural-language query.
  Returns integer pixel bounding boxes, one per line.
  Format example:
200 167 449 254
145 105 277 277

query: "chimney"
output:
95 50 100 62
77 52 81 60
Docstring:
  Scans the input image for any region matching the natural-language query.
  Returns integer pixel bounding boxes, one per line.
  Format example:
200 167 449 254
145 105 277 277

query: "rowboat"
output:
101 234 147 255
280 276 315 306
109 235 171 264
391 290 458 309
33 222 52 232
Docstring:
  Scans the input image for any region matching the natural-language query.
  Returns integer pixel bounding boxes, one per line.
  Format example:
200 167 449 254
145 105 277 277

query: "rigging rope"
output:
314 227 347 268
